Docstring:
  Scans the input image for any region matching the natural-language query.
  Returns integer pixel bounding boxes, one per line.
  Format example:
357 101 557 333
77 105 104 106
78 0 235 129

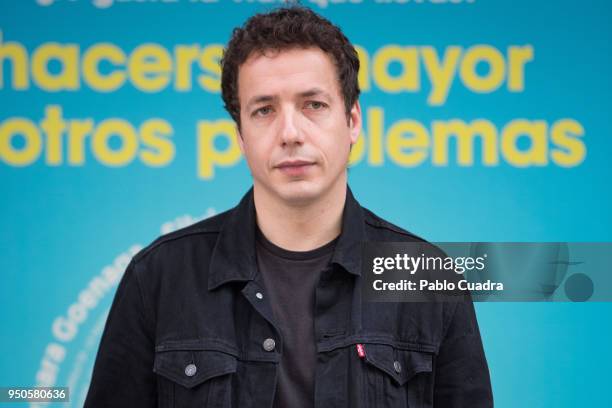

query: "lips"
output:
275 159 315 168
275 159 316 176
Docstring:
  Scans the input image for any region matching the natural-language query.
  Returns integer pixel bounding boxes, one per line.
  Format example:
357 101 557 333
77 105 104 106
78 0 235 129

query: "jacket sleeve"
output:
84 259 157 408
433 296 494 407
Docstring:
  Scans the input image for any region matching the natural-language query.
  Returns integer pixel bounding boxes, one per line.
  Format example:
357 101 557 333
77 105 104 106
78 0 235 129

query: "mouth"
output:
276 159 315 168
275 159 316 176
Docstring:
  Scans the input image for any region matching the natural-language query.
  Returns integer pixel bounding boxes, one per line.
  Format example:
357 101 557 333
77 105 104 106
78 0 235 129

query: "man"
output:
84 6 493 408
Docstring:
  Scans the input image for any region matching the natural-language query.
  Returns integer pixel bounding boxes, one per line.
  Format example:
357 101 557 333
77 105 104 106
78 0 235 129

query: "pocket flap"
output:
154 349 237 389
363 344 432 386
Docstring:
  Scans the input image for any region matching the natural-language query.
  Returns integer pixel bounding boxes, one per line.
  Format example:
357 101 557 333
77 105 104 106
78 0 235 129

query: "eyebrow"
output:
245 88 333 111
298 88 332 100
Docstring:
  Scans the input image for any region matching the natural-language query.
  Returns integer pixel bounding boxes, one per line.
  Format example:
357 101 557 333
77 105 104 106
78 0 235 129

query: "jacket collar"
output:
208 185 365 290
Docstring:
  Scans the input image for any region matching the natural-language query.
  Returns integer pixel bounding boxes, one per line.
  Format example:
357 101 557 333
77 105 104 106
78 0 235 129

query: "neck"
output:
253 180 346 252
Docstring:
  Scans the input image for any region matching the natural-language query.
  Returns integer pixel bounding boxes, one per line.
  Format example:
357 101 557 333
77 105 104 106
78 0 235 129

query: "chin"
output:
275 182 324 205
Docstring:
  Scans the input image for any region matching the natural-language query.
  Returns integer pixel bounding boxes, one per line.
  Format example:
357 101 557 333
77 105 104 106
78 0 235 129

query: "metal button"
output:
262 338 276 352
184 363 197 377
255 292 263 300
393 361 402 373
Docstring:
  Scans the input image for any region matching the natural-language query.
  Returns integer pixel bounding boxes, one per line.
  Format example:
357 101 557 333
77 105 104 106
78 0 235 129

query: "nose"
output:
278 107 304 146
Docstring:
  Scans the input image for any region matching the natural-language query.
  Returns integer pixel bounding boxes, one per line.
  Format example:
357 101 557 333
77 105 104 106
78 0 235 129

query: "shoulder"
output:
131 208 232 265
361 206 426 243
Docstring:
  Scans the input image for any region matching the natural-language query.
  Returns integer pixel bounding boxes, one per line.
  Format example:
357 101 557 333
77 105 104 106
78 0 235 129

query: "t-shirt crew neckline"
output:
255 224 339 261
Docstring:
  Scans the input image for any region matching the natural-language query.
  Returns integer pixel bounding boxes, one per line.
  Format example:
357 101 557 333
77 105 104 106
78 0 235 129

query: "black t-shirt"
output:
255 226 338 408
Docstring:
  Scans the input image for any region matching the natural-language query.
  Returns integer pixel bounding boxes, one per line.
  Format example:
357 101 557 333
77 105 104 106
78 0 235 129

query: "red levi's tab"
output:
356 344 366 359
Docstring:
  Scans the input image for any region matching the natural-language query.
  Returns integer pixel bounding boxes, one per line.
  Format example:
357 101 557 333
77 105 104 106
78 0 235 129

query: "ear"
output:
348 100 362 145
236 124 245 155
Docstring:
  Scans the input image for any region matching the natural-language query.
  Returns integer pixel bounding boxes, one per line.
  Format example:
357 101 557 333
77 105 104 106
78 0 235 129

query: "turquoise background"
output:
1 0 611 406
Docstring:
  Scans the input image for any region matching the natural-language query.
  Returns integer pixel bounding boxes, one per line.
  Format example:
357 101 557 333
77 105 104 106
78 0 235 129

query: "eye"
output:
305 101 328 110
252 106 273 117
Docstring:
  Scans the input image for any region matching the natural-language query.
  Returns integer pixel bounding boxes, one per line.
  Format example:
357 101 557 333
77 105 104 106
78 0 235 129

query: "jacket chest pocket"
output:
360 344 433 408
154 349 237 408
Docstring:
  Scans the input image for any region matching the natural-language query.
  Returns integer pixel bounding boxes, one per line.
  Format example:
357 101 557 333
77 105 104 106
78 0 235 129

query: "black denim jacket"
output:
84 186 493 408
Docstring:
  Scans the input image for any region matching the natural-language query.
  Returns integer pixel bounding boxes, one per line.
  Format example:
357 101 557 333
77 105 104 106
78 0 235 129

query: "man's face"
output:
236 47 361 205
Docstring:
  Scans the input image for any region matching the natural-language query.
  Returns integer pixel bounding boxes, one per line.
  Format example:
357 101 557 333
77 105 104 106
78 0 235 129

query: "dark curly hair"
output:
220 5 361 128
